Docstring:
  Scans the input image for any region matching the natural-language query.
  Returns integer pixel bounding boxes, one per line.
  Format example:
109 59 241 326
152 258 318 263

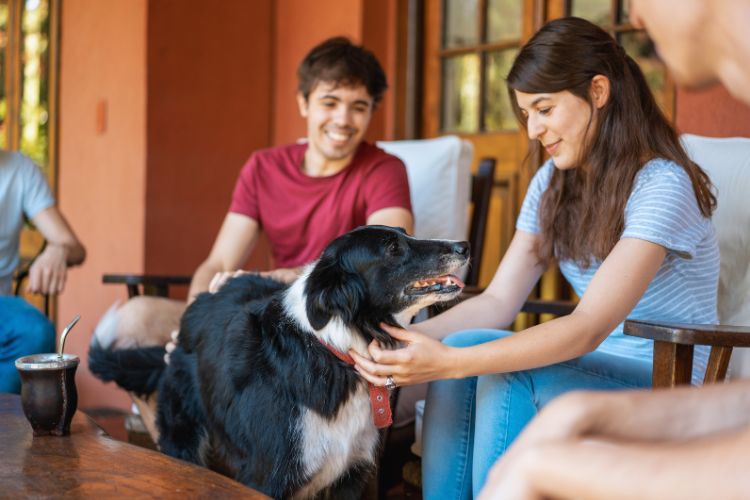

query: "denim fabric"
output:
0 296 55 393
421 329 652 499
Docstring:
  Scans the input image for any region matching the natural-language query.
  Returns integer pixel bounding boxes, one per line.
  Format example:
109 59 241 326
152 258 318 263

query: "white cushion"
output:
681 134 750 378
378 136 473 242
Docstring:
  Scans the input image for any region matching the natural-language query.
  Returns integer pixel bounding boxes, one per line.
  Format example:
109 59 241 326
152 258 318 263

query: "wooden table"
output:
0 393 267 498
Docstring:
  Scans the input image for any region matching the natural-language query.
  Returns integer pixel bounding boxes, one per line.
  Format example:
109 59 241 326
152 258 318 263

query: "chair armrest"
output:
102 274 192 299
623 320 750 348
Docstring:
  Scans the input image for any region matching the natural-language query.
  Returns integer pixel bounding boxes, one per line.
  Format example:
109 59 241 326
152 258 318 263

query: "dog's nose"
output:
452 241 470 257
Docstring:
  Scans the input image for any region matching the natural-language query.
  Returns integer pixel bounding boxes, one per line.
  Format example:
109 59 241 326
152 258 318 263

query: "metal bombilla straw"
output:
58 314 81 358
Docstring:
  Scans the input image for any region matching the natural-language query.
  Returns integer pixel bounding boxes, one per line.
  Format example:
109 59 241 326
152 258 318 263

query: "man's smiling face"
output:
298 81 374 166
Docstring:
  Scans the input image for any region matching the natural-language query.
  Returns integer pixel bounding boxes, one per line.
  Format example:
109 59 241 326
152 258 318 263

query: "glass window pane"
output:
486 0 522 43
570 0 610 26
619 31 669 114
20 0 50 171
0 0 8 149
443 0 478 48
441 54 480 133
484 49 519 132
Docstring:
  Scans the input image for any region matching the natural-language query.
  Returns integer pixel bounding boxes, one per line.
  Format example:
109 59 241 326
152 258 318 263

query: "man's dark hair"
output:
297 37 388 105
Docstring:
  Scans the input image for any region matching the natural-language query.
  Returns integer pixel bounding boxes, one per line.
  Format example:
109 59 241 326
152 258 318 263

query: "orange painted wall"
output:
144 0 274 278
57 0 147 410
676 84 750 138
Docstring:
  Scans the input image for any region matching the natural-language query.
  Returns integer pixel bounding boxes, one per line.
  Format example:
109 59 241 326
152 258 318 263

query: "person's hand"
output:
479 391 601 498
208 270 249 293
164 329 179 364
499 391 601 458
259 267 301 284
27 244 69 295
349 324 457 387
478 444 544 500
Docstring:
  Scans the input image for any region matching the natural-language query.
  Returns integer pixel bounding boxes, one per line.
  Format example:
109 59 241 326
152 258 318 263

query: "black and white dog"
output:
89 226 468 498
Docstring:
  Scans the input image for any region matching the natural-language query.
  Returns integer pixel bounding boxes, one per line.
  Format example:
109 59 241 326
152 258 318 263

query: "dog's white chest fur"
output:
283 272 380 498
294 382 378 499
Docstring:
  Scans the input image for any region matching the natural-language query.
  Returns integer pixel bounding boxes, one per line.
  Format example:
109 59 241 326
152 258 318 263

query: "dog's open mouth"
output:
405 274 465 296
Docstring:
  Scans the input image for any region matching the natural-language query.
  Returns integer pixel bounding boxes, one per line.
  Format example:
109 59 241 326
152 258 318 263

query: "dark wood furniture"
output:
102 273 191 299
465 157 496 287
0 393 267 498
624 320 750 388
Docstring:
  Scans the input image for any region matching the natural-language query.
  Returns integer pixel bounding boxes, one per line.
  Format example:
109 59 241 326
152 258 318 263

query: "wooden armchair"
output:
624 134 750 388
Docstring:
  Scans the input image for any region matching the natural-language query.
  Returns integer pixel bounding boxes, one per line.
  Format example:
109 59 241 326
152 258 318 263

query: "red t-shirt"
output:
229 141 412 268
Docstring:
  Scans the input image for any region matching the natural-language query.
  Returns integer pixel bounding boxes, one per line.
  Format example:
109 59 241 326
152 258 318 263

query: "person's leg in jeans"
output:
0 296 56 393
470 350 652 495
421 329 511 500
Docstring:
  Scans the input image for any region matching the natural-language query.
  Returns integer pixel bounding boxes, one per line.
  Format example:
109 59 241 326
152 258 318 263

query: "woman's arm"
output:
352 236 666 385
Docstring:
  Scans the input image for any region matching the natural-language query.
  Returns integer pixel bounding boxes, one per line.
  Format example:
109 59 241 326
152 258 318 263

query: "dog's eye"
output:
387 240 404 257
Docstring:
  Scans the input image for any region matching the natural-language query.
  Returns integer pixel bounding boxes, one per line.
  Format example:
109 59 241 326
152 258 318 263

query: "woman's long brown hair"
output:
507 17 715 266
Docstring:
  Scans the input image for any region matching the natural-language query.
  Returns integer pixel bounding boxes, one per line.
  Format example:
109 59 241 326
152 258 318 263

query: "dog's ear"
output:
305 258 366 330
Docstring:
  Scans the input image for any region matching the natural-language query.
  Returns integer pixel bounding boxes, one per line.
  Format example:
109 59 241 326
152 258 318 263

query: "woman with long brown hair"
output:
352 17 719 497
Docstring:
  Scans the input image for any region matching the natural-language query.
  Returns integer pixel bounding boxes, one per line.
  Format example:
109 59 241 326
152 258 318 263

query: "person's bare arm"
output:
366 206 414 235
352 235 665 387
480 421 750 500
510 380 750 448
27 206 86 295
188 213 260 302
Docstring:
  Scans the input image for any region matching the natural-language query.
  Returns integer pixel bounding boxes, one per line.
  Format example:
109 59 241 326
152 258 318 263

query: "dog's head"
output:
303 226 469 345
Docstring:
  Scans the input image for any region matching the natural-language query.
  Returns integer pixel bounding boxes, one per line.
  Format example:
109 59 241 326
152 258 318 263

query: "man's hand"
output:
208 270 249 293
207 267 302 295
164 329 179 364
27 244 69 295
259 267 301 284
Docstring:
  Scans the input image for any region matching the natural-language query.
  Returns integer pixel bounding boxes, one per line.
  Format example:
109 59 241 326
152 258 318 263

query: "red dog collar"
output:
321 342 393 428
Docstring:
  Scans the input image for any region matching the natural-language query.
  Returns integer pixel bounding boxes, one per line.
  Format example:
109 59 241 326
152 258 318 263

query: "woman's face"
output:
514 89 594 170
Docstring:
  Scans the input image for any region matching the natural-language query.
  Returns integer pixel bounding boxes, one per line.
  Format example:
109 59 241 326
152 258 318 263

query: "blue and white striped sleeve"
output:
622 159 709 258
516 160 554 234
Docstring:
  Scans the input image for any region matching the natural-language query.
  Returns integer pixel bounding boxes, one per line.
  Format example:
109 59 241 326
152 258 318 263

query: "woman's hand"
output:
349 324 459 387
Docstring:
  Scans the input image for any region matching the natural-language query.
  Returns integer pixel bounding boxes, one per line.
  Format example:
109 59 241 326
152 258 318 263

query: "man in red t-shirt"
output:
105 37 413 349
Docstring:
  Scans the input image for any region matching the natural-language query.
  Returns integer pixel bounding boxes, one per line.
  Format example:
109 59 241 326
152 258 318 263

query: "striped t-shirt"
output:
517 158 719 384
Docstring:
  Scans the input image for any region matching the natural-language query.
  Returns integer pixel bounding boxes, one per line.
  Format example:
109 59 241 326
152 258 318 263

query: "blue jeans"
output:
421 329 652 499
0 296 56 393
